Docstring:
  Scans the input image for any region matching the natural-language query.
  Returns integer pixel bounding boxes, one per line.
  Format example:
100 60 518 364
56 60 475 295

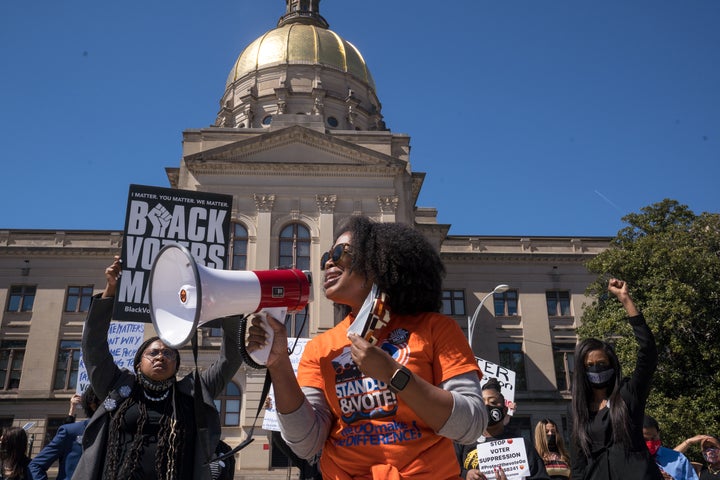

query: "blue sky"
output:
1 1 718 236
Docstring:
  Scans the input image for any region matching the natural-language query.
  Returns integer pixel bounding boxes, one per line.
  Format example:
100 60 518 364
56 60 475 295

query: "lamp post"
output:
468 284 510 349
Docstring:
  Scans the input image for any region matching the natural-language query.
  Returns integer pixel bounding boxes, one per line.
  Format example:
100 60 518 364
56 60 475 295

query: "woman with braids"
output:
0 426 32 479
72 256 243 480
570 278 663 480
248 215 486 479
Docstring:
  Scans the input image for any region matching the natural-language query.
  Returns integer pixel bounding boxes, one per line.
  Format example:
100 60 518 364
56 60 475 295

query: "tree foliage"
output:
579 199 720 462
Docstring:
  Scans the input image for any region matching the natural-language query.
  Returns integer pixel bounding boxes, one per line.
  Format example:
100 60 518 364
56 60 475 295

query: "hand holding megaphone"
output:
244 309 289 369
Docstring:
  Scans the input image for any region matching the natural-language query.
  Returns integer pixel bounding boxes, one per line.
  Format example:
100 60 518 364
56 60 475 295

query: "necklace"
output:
708 464 720 475
143 388 170 402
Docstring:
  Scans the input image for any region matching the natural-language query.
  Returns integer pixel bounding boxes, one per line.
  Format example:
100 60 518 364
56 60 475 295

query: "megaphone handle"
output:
249 313 274 366
239 313 274 370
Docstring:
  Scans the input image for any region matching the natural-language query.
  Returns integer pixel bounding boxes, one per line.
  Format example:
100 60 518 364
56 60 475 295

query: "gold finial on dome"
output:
278 0 329 28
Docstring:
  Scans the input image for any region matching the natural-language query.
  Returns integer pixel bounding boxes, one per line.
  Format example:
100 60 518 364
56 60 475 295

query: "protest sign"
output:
113 184 233 322
263 337 311 431
76 321 145 393
475 438 531 479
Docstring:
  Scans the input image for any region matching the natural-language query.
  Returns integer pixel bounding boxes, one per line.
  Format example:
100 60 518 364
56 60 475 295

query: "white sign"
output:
476 438 530 479
476 357 516 403
77 321 146 393
262 337 312 431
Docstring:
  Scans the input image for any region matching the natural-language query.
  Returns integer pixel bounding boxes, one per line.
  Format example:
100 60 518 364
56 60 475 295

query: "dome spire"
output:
278 0 329 28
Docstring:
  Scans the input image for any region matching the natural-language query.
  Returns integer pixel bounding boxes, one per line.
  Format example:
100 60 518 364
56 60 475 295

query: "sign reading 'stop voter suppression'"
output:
113 184 233 322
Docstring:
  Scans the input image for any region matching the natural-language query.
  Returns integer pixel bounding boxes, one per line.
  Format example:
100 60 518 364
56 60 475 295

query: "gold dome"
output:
226 23 375 90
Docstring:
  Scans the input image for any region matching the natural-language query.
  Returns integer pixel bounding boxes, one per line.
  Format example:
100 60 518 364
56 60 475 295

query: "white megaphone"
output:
148 244 312 365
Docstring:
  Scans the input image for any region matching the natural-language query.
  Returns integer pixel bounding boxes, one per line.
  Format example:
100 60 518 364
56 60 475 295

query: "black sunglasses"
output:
320 243 352 270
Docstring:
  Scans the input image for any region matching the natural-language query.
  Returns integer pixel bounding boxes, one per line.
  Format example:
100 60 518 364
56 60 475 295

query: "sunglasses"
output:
143 348 177 360
320 243 352 270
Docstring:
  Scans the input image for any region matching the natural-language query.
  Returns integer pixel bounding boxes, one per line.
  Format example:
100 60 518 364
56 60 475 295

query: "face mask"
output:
704 447 720 463
586 365 615 388
547 433 557 450
487 404 505 426
646 439 662 456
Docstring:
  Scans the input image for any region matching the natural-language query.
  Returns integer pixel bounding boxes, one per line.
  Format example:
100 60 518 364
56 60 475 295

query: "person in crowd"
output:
62 393 83 425
675 435 720 479
643 415 699 480
248 215 486 479
456 378 550 480
0 426 32 479
29 388 99 480
72 256 243 480
534 418 571 479
570 278 663 480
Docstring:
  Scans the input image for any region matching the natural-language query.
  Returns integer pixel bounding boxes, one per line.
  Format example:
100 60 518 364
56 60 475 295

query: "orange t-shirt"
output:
297 311 482 480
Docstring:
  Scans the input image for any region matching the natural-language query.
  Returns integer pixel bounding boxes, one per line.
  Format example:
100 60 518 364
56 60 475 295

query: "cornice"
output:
183 162 399 177
184 125 406 171
440 252 597 264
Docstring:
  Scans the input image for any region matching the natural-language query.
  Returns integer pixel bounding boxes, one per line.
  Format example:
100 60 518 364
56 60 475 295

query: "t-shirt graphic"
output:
334 330 409 424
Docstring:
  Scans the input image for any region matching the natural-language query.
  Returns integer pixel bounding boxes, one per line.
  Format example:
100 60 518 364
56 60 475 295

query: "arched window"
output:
213 382 241 426
230 223 248 271
278 223 311 337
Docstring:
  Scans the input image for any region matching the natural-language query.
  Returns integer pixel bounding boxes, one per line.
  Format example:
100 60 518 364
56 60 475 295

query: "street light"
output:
468 284 510 349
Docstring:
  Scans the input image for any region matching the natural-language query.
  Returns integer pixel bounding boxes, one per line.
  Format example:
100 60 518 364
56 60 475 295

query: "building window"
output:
279 223 311 338
53 341 81 390
279 223 310 270
553 343 575 391
0 418 13 431
493 290 518 316
43 417 67 448
546 291 571 317
441 290 466 316
506 415 533 445
230 223 248 271
0 341 26 390
499 342 526 391
213 382 241 426
65 286 94 313
6 285 36 312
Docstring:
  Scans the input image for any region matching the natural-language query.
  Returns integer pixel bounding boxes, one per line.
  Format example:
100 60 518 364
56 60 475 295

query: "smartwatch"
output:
388 365 412 393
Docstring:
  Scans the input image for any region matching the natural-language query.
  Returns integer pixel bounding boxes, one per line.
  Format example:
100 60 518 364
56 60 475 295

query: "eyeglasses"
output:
320 243 352 270
143 348 177 360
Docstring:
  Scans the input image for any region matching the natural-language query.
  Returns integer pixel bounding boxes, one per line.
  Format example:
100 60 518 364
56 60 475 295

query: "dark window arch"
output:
230 222 248 271
278 223 311 337
213 382 241 426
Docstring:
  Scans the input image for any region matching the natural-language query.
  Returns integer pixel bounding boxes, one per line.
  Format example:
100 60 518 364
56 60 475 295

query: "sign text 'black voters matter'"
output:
112 184 233 322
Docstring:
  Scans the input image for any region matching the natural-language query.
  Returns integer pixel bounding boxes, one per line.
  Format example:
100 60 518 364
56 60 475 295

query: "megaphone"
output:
149 244 312 359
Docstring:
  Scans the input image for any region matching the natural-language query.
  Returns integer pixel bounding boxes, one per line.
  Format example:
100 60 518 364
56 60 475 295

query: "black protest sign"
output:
113 184 233 322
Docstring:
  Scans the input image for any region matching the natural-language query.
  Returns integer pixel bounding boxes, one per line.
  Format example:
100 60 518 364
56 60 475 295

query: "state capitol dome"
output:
215 0 385 132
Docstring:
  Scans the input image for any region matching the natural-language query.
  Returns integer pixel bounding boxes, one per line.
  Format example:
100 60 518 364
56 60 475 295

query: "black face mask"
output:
586 364 615 388
487 404 506 426
547 433 557 451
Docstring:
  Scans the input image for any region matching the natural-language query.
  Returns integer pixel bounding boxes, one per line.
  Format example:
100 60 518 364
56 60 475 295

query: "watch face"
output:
390 366 411 392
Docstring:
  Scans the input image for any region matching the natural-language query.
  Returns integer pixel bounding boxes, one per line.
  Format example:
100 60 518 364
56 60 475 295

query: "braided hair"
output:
102 337 185 480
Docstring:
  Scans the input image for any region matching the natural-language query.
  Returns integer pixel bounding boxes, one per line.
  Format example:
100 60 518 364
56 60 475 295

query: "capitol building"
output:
0 1 610 476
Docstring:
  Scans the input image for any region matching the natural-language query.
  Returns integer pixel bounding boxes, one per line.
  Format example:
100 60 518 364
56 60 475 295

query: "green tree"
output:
579 199 720 462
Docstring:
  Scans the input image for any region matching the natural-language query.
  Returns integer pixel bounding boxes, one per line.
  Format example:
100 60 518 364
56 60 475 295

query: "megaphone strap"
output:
238 316 267 370
208 370 272 465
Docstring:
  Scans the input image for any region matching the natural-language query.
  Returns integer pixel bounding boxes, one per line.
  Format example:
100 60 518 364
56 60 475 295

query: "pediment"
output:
183 125 406 175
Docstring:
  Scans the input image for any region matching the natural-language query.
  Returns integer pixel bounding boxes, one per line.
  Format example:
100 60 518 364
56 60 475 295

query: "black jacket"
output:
570 314 663 480
72 296 242 480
